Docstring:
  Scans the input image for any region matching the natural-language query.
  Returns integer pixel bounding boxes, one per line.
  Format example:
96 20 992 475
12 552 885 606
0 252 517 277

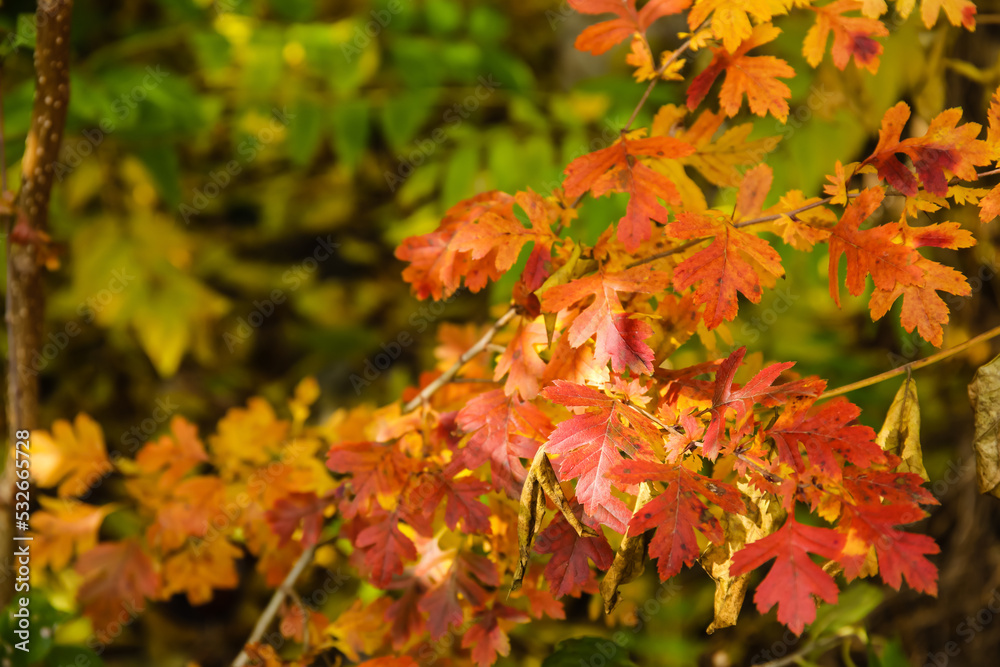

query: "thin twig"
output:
820 324 1000 400
402 307 518 413
232 545 315 667
622 23 706 133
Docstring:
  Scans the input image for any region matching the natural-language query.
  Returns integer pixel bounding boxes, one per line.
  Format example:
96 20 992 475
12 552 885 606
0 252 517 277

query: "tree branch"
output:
231 545 315 667
1 0 73 607
819 324 1000 400
402 306 518 413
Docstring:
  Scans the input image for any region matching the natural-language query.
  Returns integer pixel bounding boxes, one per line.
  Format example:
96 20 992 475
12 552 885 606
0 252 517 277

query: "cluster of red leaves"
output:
30 2 1000 667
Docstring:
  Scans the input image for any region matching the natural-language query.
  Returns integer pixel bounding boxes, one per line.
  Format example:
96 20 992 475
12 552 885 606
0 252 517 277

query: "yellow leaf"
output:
33 498 115 571
876 376 928 480
968 354 1000 498
33 414 111 498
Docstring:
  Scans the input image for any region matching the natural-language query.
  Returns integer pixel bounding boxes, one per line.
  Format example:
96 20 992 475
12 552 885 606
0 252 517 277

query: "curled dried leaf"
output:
969 354 1000 499
599 482 655 613
876 376 928 481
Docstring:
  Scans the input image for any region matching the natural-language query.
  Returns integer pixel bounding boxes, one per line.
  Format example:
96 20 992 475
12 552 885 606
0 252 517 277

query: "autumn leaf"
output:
326 598 393 662
396 191 516 300
866 218 973 346
686 24 795 123
452 389 552 497
730 518 845 634
860 102 991 197
803 0 888 73
76 539 160 628
419 551 498 638
540 266 671 372
33 413 111 498
665 211 784 330
540 381 659 532
769 397 886 480
827 187 921 307
614 459 743 580
134 416 208 490
33 498 114 571
265 491 336 547
356 511 419 587
494 317 548 400
918 0 976 29
461 604 530 667
651 105 782 188
569 0 692 55
535 508 613 597
688 0 788 53
160 539 243 605
702 346 794 458
839 503 939 594
562 134 694 251
451 190 558 284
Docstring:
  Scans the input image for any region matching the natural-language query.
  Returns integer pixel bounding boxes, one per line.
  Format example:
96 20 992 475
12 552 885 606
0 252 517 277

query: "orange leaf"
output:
666 212 784 329
33 414 111 498
563 135 694 251
803 0 888 73
33 498 114 571
686 24 795 123
861 102 991 196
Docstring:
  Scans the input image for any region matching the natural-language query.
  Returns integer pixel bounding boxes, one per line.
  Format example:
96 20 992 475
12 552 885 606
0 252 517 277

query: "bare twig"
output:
402 307 517 413
820 324 1000 400
232 545 315 667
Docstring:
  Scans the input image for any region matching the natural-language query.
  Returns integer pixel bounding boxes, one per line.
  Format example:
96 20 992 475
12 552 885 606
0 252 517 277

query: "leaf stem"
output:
819 323 1000 400
232 545 315 667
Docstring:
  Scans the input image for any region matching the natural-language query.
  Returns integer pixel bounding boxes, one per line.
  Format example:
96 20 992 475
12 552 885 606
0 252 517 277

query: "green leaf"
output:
543 637 638 667
135 146 182 207
380 89 439 150
441 143 479 209
286 100 323 166
331 99 370 170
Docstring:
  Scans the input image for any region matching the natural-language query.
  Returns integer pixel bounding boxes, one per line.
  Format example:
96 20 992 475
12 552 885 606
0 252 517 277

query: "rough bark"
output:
1 0 73 606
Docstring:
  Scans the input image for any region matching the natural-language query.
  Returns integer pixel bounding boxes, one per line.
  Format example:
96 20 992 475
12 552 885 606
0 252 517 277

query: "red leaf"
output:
541 381 659 532
452 389 552 497
827 187 920 307
265 491 335 547
540 266 671 372
615 460 743 579
861 103 991 197
730 518 845 634
494 317 548 400
421 472 492 533
562 136 694 250
687 24 795 122
396 191 516 300
701 347 794 458
535 509 613 597
803 0 888 73
75 539 160 628
569 0 690 55
356 511 418 587
666 212 784 330
839 503 939 594
768 398 886 480
461 604 530 667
